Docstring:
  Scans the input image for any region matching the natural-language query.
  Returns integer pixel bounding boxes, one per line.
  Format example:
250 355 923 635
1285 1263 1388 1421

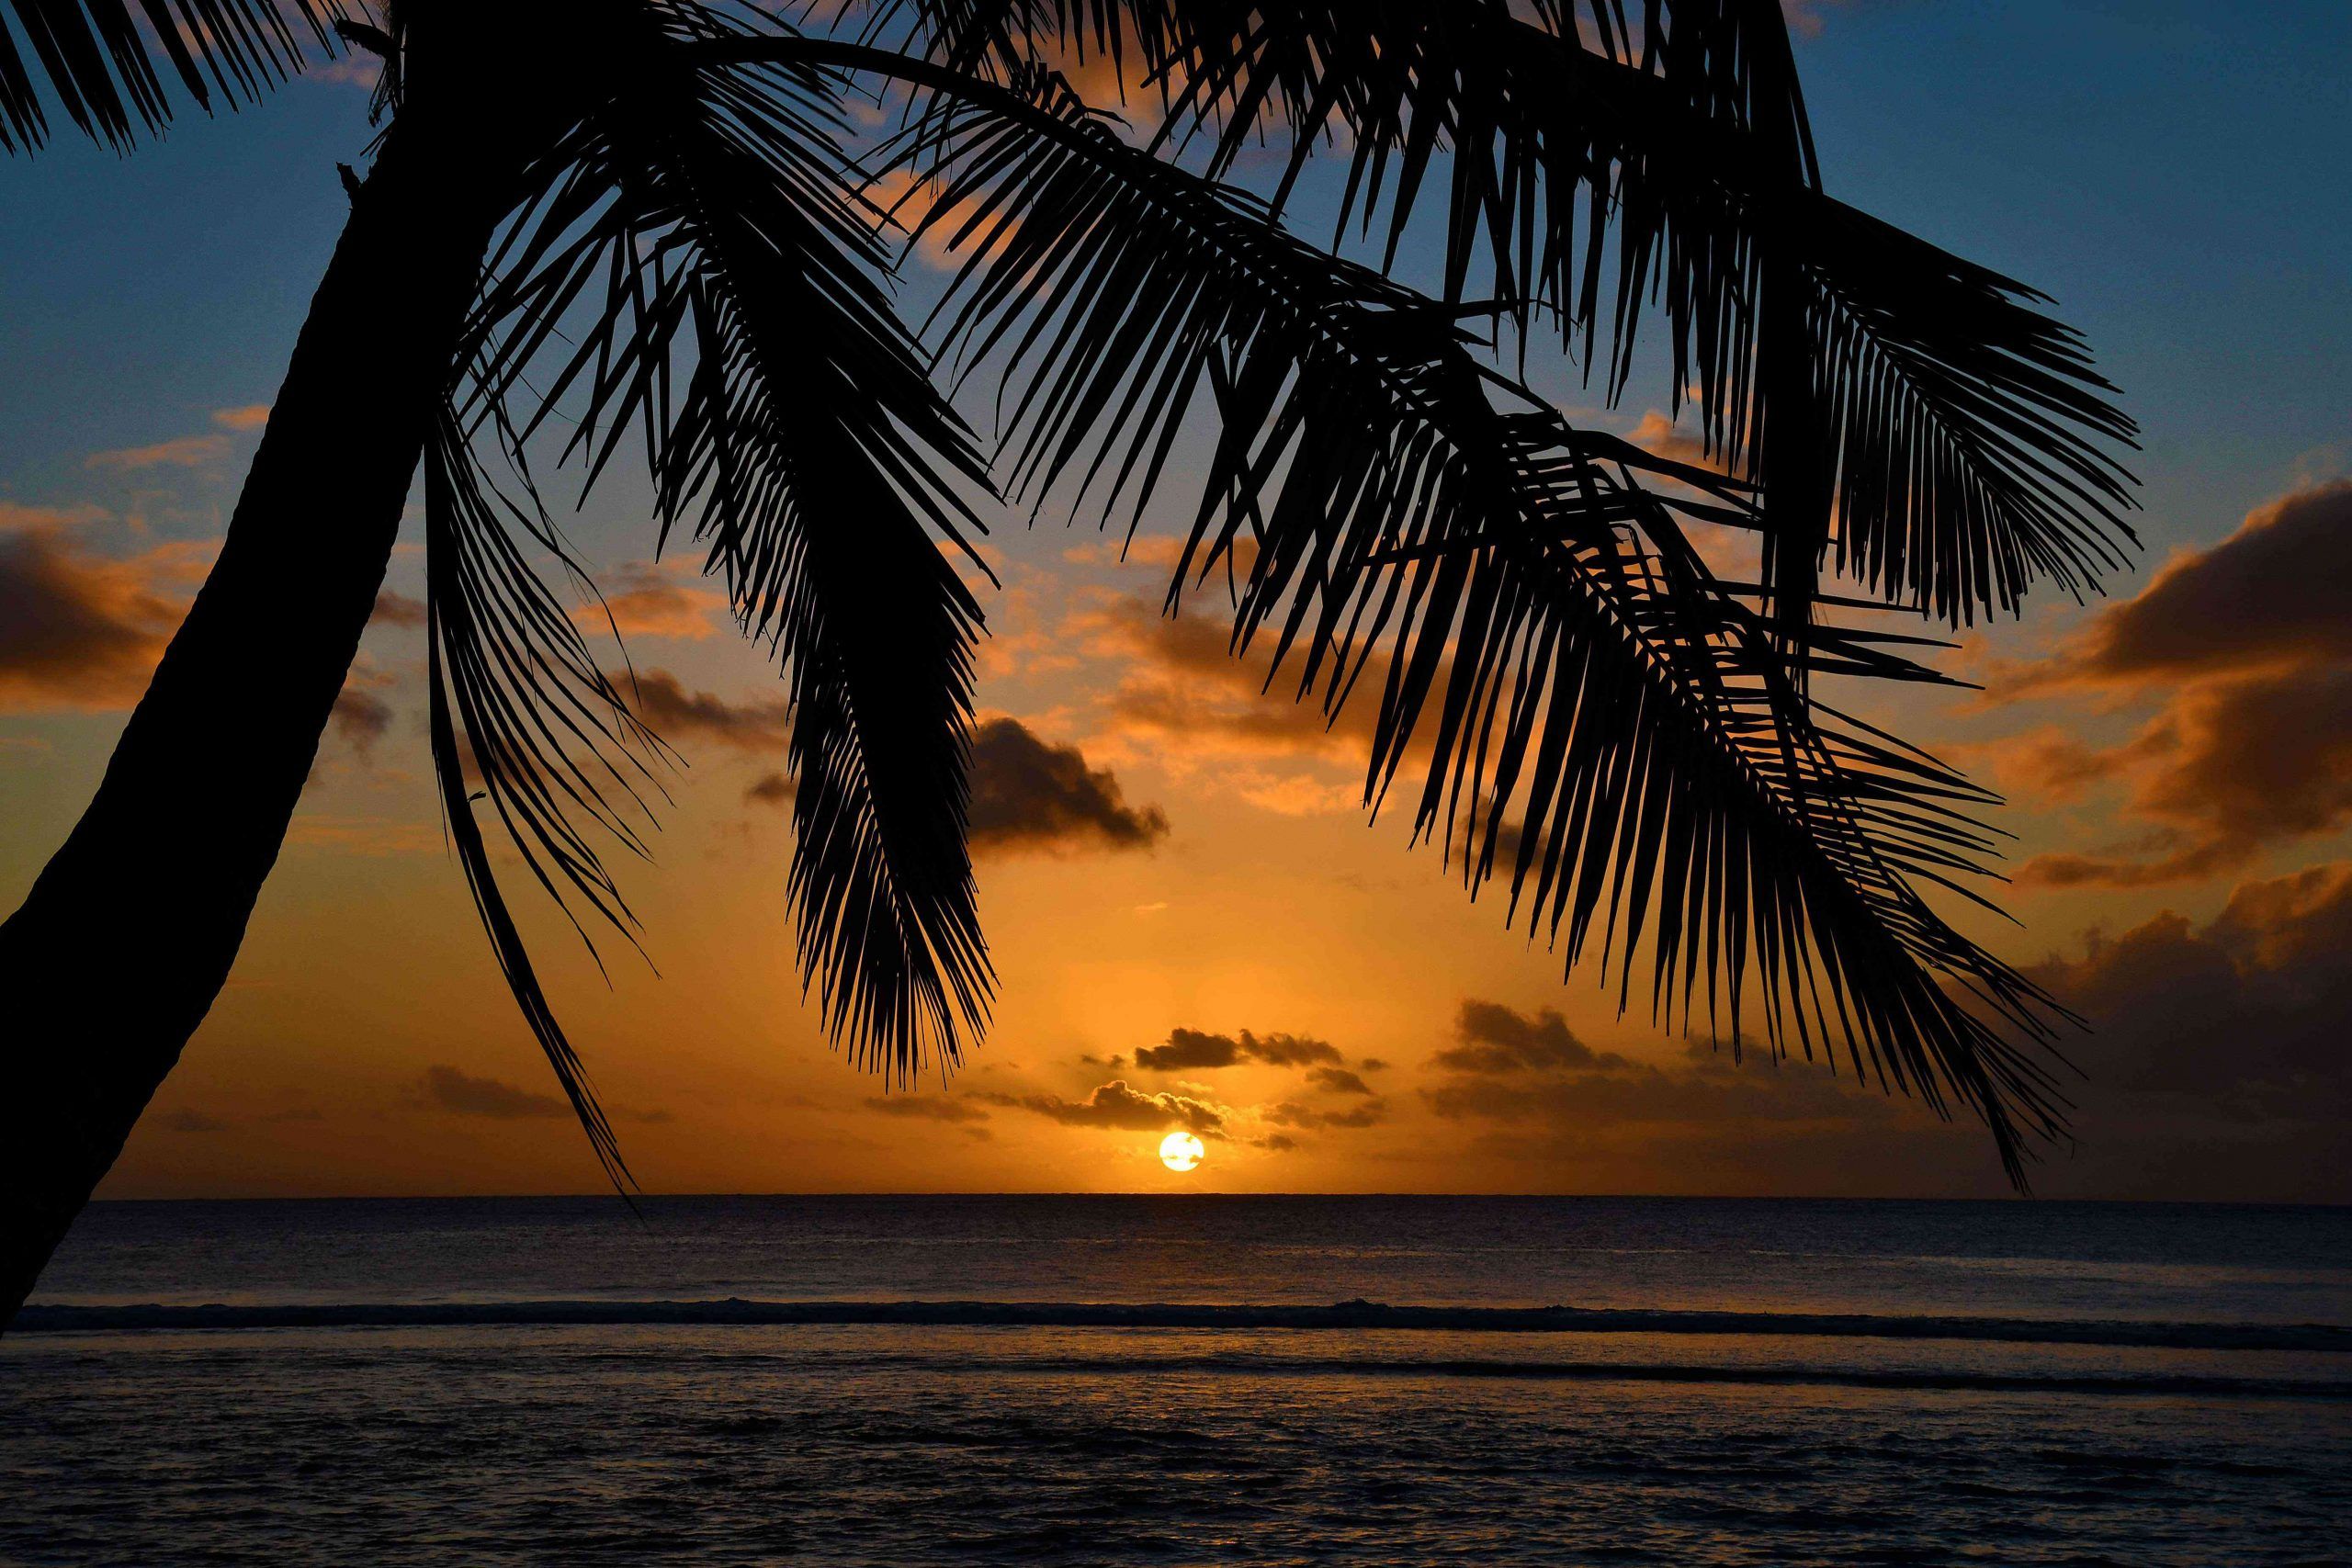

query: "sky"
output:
3 1 2348 1201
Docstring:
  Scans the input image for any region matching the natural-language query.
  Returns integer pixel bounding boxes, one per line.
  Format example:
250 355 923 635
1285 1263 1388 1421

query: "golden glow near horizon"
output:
1159 1133 1205 1173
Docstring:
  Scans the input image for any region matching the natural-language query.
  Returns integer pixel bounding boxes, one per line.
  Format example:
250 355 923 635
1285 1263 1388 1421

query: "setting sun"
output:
1159 1132 1205 1173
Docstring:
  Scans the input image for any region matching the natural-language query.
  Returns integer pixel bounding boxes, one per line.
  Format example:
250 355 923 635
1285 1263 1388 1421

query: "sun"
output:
1159 1131 1205 1172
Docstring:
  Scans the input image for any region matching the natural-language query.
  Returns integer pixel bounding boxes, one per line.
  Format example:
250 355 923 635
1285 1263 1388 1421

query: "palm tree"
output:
0 0 2138 1324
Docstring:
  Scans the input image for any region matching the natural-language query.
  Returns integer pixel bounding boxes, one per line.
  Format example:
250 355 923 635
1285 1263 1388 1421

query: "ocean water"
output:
6 1197 2349 1564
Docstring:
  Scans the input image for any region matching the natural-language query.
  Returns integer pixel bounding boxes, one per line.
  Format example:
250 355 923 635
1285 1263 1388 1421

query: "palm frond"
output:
0 0 341 153
889 0 2138 635
753 51 2073 1174
459 6 996 1086
423 405 662 1192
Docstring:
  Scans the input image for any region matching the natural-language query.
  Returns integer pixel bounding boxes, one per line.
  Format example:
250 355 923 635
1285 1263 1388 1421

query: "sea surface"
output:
6 1196 2349 1564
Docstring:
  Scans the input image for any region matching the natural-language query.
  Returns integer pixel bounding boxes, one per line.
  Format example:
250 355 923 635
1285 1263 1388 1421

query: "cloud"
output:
1262 1098 1390 1130
330 678 395 756
744 771 795 809
2014 481 2352 693
1436 1000 1635 1074
0 525 209 710
1786 0 1860 37
1988 483 2352 887
978 1079 1228 1137
210 405 271 432
1135 1027 1344 1071
418 1064 567 1120
1420 1000 1911 1136
578 562 729 642
284 814 442 857
2014 665 2352 886
622 669 792 752
1306 1066 1375 1096
1069 596 1394 818
0 501 107 531
85 434 232 471
863 166 1019 271
157 1108 228 1134
1625 409 1724 473
968 716 1169 854
863 1095 991 1123
1092 602 1373 764
2015 863 2352 1198
371 590 427 628
1061 536 1193 571
330 689 393 751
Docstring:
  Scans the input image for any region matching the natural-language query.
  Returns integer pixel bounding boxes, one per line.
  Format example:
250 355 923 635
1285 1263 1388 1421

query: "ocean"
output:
5 1196 2348 1564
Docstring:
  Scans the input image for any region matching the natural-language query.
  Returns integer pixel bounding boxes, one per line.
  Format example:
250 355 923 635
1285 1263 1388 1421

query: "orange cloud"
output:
576 562 729 643
1989 482 2352 887
85 434 230 470
2002 480 2352 697
210 405 271 432
978 1078 1229 1138
370 591 427 629
0 525 211 710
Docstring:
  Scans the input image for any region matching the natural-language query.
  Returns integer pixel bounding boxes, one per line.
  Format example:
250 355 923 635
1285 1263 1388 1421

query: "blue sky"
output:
5 1 2346 531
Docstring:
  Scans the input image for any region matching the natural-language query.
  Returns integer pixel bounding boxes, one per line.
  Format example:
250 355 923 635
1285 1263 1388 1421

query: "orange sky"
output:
9 460 2350 1201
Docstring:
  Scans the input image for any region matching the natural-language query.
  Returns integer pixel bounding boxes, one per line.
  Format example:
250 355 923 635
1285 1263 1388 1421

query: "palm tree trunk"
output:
0 73 530 1325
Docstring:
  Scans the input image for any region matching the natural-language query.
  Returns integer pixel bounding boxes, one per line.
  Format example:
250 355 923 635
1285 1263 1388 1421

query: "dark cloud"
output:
863 1095 990 1124
0 525 193 710
1135 1027 1344 1071
743 771 796 809
2028 863 2352 1140
2016 665 2352 887
1420 1055 1904 1129
1429 912 2352 1200
1417 1000 1956 1190
331 686 394 754
623 692 1166 861
1257 1133 1302 1153
2026 481 2352 690
1306 1066 1375 1096
1263 1099 1390 1130
621 669 792 751
967 716 1170 854
1435 1000 1634 1074
1984 483 2352 887
978 1079 1227 1137
419 1064 567 1120
370 590 427 629
157 1108 228 1134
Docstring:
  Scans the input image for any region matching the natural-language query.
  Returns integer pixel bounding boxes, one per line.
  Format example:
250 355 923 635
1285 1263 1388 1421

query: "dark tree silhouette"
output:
0 0 2138 1324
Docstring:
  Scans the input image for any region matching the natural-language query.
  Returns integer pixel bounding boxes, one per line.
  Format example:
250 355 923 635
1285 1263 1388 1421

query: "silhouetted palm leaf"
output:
890 0 2138 635
0 0 340 152
446 6 997 1094
423 405 657 1190
822 57 2068 1173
